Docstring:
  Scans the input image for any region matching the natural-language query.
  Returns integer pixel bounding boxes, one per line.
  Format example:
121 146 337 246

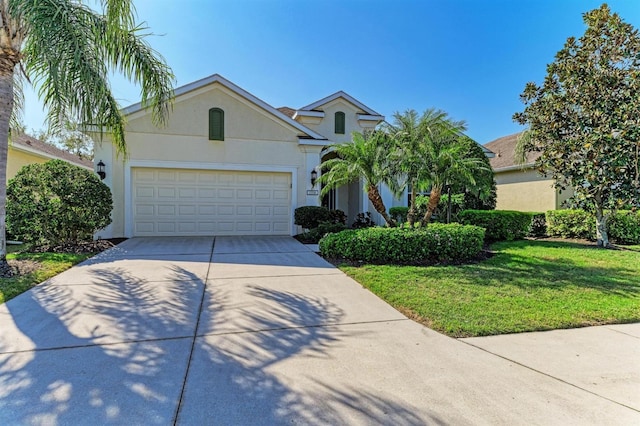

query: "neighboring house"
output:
93 73 408 238
7 133 93 182
485 132 572 212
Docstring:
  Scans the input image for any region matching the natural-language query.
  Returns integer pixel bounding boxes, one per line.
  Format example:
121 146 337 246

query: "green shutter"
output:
335 111 345 134
209 108 224 140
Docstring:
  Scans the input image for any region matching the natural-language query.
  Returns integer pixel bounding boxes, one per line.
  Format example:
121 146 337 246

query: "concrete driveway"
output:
0 236 638 425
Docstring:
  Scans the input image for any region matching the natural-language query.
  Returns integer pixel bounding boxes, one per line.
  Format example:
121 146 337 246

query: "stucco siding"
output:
301 100 364 141
6 148 49 181
495 169 557 212
126 84 301 142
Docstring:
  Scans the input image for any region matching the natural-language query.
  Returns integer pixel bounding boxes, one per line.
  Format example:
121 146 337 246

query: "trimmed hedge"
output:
546 209 640 244
458 210 534 241
609 211 640 244
546 210 595 240
318 224 485 265
7 160 113 246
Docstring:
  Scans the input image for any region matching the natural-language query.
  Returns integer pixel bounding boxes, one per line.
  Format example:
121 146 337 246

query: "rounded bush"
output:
545 210 595 240
458 210 535 241
7 160 113 246
319 224 485 265
605 211 640 244
294 206 332 229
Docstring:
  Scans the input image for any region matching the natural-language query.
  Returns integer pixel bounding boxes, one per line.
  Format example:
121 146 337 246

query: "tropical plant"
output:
0 0 174 266
513 4 640 247
388 110 490 226
319 130 398 227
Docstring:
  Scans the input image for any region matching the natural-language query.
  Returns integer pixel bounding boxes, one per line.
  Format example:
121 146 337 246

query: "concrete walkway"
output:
0 236 638 425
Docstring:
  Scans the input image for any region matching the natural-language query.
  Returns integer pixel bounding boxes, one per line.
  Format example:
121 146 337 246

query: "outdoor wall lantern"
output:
97 160 106 180
310 169 318 187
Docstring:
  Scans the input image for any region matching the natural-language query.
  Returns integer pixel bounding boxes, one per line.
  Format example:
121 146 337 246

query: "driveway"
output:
0 236 638 425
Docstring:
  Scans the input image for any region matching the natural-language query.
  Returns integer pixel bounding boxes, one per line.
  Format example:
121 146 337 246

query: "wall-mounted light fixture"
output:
97 160 106 180
310 169 318 187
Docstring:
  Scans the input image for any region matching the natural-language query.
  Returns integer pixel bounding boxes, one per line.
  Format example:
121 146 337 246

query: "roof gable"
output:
300 91 382 116
122 74 326 141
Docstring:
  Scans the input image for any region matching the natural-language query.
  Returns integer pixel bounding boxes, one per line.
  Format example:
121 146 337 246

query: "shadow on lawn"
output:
478 240 640 296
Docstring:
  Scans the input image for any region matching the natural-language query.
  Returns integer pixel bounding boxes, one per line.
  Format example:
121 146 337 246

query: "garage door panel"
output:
133 168 291 236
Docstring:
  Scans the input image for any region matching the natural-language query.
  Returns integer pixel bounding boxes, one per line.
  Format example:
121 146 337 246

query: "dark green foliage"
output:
389 207 409 224
302 222 348 244
294 206 332 229
454 136 497 211
513 4 640 246
319 224 485 265
351 212 376 229
608 211 640 244
458 210 535 241
546 209 640 244
7 160 113 246
546 210 596 240
528 213 547 237
328 209 347 225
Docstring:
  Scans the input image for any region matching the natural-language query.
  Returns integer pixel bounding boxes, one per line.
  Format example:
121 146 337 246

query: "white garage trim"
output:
124 160 298 237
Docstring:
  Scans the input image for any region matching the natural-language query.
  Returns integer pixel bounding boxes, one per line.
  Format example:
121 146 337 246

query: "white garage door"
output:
132 168 291 236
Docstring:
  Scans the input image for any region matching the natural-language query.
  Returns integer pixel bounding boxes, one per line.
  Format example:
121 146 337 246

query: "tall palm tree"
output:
319 130 398 227
387 109 455 226
415 129 489 225
0 0 174 267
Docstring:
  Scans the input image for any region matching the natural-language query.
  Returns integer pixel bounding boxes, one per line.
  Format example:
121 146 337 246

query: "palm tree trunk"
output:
367 184 396 227
407 181 417 227
421 186 442 226
0 65 16 266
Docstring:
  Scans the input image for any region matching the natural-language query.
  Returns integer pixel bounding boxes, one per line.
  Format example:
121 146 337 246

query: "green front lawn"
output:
0 250 95 304
340 240 640 337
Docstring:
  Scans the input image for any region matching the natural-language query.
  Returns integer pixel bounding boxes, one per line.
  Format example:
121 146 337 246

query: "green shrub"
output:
546 210 595 240
294 206 332 229
319 224 485 265
351 212 376 229
458 210 534 241
389 207 409 224
299 221 348 244
528 213 547 237
608 211 640 244
294 206 346 229
7 160 113 246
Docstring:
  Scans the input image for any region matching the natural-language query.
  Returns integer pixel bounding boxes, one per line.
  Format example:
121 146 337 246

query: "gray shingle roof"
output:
484 132 539 171
12 133 93 169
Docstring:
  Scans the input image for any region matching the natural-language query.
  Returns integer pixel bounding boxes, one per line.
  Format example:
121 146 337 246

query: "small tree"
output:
513 4 640 247
319 130 398 227
7 160 112 247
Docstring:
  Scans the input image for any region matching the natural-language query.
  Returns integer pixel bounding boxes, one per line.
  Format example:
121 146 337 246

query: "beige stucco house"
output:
94 74 407 238
485 132 572 212
7 133 93 182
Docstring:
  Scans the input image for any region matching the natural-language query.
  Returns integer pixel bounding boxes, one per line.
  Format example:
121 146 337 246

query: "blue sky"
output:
21 0 640 144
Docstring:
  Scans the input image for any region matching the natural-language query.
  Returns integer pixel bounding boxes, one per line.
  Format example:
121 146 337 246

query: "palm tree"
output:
388 109 490 226
387 109 456 226
319 130 398 227
416 129 489 225
0 0 174 267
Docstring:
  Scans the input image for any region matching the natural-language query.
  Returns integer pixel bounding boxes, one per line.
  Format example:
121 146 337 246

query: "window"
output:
209 108 224 140
334 111 345 134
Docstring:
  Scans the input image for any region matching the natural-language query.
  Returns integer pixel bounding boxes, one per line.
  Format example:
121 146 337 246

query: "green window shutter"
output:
335 111 345 134
209 108 224 140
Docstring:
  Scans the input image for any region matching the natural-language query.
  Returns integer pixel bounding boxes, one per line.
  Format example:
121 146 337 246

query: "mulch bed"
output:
0 259 41 278
1 238 128 278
